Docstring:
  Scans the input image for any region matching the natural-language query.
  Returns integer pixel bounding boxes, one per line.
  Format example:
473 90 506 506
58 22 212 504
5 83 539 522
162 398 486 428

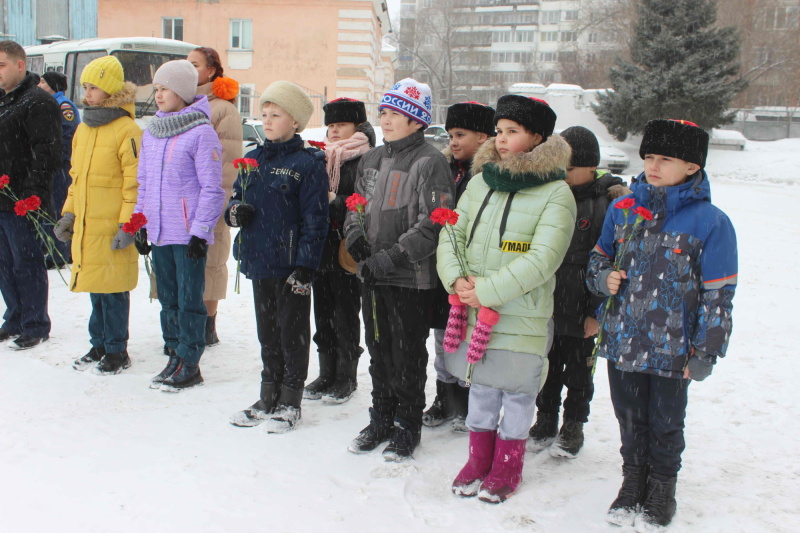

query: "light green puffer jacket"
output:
436 135 577 359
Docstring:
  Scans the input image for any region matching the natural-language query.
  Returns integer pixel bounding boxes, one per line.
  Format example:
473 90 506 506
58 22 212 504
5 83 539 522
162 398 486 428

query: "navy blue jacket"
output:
226 135 329 280
587 171 738 379
52 91 80 163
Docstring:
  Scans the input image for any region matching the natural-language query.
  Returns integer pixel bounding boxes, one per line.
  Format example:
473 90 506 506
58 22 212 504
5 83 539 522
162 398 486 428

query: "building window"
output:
561 31 578 42
162 18 183 41
588 33 599 43
764 6 800 30
563 10 579 22
515 30 536 42
492 31 512 43
238 84 256 117
541 31 558 42
542 11 560 24
540 52 557 62
230 19 253 50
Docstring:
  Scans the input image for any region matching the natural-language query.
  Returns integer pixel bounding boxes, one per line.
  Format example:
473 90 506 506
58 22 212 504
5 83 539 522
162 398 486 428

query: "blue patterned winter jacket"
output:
586 171 737 379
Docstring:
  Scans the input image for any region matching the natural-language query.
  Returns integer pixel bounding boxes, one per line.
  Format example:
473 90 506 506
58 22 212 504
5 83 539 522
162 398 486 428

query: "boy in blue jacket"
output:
226 81 329 433
587 119 737 530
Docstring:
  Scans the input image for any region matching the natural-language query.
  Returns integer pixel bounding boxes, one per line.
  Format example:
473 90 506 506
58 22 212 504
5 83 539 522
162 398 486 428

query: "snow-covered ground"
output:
1 140 799 532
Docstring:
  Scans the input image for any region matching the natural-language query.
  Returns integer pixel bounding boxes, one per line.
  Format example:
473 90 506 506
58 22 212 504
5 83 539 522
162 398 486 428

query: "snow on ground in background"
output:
1 151 799 533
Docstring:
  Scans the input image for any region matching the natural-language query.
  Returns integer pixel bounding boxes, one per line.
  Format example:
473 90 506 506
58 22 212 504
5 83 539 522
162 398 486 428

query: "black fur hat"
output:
639 119 709 168
445 101 496 136
42 71 67 93
494 95 557 141
561 126 600 167
323 97 367 126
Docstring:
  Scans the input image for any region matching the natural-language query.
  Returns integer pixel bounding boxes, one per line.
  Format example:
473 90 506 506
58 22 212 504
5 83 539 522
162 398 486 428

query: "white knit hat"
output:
153 60 198 105
379 78 433 128
259 80 314 132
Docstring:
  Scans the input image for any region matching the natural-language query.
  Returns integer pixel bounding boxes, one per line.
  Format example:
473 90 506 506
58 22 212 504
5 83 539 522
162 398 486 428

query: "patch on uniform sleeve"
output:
212 150 220 161
60 102 75 121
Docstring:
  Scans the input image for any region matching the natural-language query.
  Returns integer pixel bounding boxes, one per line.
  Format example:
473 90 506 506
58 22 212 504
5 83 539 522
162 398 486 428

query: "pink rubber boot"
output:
478 436 526 504
443 294 468 353
452 430 497 497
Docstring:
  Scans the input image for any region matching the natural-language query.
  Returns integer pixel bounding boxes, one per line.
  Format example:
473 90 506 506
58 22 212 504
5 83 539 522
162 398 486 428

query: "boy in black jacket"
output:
528 126 629 457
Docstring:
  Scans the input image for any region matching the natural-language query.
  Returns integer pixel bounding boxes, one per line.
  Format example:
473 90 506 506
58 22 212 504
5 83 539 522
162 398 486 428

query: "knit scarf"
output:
323 132 371 193
147 111 210 138
82 107 129 128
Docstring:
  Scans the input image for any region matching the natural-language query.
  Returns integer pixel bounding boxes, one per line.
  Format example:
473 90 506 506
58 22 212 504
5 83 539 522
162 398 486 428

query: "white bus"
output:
25 37 200 118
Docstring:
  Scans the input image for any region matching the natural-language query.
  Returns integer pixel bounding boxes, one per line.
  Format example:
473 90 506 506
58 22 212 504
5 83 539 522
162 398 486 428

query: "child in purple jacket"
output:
132 60 225 391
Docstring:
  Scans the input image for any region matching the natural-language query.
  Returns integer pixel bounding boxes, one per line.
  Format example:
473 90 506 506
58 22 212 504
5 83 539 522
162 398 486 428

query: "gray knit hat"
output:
153 60 198 105
259 80 314 132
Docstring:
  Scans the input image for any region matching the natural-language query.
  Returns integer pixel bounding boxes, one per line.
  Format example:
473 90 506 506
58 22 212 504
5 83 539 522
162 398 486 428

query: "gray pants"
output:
467 383 537 441
433 328 467 386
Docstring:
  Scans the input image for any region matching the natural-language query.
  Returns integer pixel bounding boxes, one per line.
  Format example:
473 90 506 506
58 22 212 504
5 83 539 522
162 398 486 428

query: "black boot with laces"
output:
606 464 650 526
635 474 677 530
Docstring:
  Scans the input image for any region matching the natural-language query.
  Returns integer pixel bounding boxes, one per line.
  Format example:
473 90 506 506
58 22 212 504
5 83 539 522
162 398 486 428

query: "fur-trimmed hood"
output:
82 81 137 116
471 135 572 177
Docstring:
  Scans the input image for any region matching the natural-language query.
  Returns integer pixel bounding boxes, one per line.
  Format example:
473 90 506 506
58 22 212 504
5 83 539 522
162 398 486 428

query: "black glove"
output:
687 349 715 381
187 236 208 259
357 245 408 286
134 228 151 256
286 266 313 296
229 203 255 228
346 232 371 263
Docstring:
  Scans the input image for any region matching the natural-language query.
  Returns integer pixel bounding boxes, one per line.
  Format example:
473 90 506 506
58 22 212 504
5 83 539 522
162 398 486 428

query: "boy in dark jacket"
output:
528 126 629 457
587 119 737 529
424 101 494 432
305 98 375 404
227 81 329 433
344 78 454 461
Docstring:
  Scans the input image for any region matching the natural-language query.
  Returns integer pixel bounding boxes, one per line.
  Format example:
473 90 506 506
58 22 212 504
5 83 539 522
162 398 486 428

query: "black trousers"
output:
363 284 435 429
607 361 690 478
253 278 312 391
312 270 363 368
536 334 596 422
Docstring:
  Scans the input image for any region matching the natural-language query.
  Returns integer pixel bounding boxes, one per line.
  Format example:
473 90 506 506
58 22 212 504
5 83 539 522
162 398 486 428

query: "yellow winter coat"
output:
62 82 142 293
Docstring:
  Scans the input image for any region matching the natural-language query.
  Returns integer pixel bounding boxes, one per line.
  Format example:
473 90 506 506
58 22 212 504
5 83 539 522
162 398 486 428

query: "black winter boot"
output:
635 474 677 530
422 380 456 427
383 417 421 462
606 464 650 526
304 351 336 400
527 412 559 452
229 382 279 427
266 386 304 433
93 351 132 375
322 356 359 404
205 314 220 347
348 408 394 454
451 384 470 433
150 355 181 389
160 362 203 392
73 346 106 371
550 420 585 458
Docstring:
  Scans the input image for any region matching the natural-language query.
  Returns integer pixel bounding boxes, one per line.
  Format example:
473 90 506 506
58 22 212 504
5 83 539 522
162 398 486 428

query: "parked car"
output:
242 118 265 152
711 128 746 151
424 124 449 150
598 142 630 173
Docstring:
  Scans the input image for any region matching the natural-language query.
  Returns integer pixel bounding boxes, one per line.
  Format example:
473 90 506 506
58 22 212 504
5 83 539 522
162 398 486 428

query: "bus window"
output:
27 56 44 75
112 51 190 117
65 50 105 103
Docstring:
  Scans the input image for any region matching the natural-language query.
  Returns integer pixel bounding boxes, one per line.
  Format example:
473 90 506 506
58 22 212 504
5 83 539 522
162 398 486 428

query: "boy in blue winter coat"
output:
587 119 737 530
226 81 329 433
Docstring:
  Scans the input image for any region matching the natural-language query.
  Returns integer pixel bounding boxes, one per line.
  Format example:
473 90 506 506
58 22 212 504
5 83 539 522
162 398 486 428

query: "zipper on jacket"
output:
288 229 294 263
130 138 138 158
182 198 190 232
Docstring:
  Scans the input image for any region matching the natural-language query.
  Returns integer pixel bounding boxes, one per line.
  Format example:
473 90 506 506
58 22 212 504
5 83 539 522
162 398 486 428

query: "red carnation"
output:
14 195 41 216
634 206 653 221
308 140 326 150
122 212 148 234
430 207 459 226
345 193 368 213
615 198 635 210
0 174 9 189
233 158 259 171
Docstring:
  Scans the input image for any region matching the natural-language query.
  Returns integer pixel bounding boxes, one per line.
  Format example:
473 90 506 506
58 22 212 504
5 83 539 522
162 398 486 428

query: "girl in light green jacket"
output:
437 95 576 504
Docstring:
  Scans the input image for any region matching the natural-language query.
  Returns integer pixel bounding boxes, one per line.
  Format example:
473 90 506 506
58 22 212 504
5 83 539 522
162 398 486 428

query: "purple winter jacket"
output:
134 95 225 246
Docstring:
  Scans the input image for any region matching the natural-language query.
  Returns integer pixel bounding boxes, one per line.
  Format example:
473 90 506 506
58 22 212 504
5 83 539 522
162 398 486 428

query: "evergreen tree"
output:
595 0 746 141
